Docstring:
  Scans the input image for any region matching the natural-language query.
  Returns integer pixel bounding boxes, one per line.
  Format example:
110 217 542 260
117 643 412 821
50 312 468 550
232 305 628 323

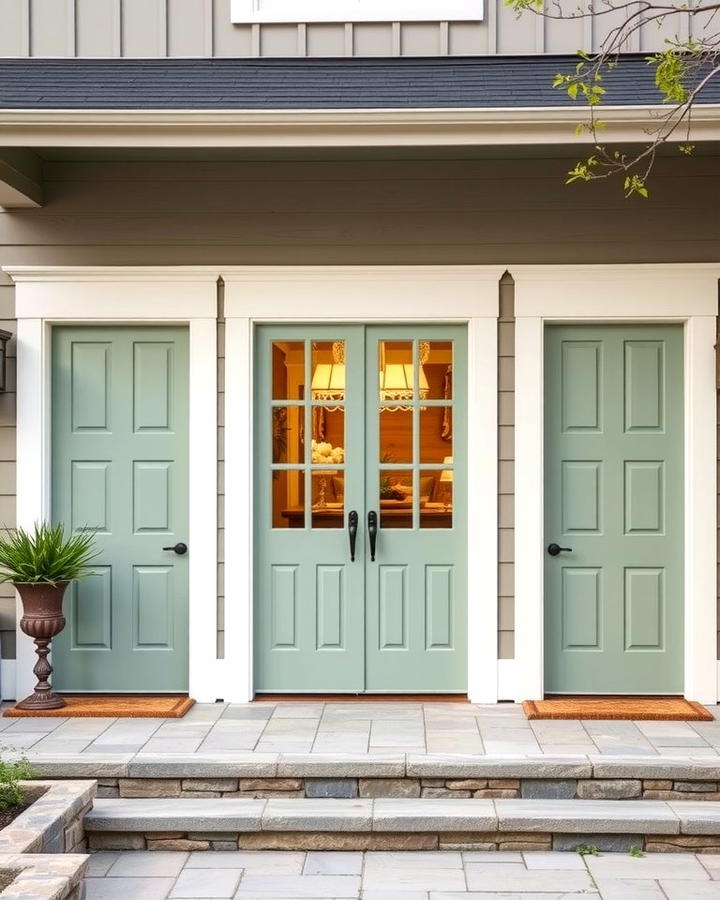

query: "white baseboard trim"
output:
2 660 16 701
497 659 517 702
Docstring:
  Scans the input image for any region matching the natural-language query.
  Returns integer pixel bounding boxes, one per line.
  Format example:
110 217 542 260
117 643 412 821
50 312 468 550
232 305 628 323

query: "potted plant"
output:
0 523 98 711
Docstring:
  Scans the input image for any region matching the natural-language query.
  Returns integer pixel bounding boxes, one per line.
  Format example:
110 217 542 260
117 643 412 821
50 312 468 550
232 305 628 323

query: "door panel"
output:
52 326 190 692
365 326 467 692
544 325 683 694
254 324 467 693
255 326 366 692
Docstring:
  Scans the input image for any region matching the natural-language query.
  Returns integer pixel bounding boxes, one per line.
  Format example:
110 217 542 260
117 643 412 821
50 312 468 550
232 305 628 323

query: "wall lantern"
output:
0 330 12 392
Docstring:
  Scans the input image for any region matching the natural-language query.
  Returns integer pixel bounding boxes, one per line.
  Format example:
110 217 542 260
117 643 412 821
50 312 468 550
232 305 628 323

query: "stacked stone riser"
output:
85 776 720 801
86 829 720 854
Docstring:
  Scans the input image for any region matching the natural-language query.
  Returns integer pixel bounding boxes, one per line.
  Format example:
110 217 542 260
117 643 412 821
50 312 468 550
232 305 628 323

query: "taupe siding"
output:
0 153 718 661
498 274 514 659
0 0 701 57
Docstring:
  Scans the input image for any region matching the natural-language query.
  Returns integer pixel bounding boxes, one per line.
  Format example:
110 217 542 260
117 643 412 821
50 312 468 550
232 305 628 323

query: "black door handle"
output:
368 511 378 562
348 511 358 561
163 542 188 555
547 543 572 557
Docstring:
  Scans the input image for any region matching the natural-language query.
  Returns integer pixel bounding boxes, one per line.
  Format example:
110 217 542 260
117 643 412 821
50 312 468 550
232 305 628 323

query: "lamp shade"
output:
311 362 345 399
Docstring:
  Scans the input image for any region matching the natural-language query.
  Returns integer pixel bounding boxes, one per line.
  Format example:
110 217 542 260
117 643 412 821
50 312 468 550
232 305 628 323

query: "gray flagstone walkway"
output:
84 848 720 898
2 702 720 761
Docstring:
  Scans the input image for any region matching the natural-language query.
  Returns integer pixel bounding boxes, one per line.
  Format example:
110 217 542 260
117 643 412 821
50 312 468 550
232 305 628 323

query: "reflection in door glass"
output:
379 408 412 465
379 468 413 529
272 470 305 529
311 341 346 407
272 341 304 400
420 467 453 529
420 406 453 464
311 424 345 529
272 406 304 464
423 341 453 400
378 341 418 408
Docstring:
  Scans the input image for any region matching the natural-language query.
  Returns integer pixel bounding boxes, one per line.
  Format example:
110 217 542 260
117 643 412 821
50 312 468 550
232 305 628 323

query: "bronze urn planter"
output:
16 582 69 710
0 523 98 713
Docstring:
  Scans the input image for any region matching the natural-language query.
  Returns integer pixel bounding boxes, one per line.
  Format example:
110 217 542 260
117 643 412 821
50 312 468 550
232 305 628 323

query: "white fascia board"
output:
0 105 719 148
230 0 483 22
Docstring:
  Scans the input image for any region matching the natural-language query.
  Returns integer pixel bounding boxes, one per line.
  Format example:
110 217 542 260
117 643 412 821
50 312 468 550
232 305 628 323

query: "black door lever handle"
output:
163 542 188 555
368 511 378 562
547 543 572 557
348 511 358 561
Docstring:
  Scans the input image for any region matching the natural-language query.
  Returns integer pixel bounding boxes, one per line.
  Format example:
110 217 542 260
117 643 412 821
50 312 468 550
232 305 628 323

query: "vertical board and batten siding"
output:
0 155 718 669
498 275 514 659
0 0 703 57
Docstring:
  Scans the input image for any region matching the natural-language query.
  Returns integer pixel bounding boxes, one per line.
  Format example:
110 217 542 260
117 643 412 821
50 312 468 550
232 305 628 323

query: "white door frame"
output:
4 266 219 702
511 264 720 704
222 265 503 702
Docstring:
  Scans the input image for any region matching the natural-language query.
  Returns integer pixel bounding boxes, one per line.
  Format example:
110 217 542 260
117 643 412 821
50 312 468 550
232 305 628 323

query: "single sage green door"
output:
255 324 467 693
52 326 190 692
544 324 684 694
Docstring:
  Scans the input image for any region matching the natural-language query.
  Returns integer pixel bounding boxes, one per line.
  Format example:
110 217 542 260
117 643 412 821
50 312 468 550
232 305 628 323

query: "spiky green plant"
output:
0 522 98 585
0 756 34 810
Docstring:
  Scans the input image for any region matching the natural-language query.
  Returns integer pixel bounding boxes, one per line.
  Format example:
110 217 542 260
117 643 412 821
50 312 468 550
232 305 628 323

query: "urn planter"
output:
16 582 69 711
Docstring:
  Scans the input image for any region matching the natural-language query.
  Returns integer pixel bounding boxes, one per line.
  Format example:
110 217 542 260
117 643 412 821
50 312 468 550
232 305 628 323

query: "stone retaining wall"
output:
89 776 720 802
0 781 95 900
86 828 720 854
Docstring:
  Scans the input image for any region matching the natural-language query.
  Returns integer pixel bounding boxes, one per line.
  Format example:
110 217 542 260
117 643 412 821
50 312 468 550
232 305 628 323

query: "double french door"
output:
254 324 467 693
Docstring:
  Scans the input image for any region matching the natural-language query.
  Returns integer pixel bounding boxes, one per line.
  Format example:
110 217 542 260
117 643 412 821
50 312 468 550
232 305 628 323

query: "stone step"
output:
83 796 720 854
24 753 720 801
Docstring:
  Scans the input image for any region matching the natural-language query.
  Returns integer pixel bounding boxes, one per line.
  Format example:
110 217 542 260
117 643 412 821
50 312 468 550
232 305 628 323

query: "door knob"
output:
348 511 358 561
547 543 572 557
163 542 188 555
367 511 378 562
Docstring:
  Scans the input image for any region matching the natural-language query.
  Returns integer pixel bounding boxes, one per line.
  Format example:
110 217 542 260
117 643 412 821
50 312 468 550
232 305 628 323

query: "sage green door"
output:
544 325 683 694
255 325 467 693
51 326 190 692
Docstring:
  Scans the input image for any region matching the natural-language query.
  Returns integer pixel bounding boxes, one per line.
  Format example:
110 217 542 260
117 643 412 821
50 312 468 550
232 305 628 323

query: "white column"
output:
188 317 220 703
513 315 545 701
684 315 718 703
222 315 254 702
15 317 48 701
467 315 499 702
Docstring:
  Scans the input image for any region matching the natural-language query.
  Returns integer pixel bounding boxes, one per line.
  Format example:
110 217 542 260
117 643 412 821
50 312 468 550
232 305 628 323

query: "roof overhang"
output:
1 104 720 148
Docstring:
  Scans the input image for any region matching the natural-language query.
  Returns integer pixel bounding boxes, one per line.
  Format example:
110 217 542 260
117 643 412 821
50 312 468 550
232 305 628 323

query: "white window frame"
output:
5 267 219 704
222 265 502 703
511 264 720 705
231 0 483 23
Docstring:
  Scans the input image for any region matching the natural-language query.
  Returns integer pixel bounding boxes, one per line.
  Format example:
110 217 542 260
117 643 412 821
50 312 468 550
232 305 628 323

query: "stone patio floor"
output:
84 848 720 898
2 702 720 760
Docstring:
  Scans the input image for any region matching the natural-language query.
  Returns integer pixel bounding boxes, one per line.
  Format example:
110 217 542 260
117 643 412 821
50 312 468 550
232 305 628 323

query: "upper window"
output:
231 0 483 23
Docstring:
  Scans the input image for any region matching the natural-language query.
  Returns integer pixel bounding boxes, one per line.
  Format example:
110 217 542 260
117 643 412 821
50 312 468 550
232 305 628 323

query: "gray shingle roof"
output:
0 56 718 110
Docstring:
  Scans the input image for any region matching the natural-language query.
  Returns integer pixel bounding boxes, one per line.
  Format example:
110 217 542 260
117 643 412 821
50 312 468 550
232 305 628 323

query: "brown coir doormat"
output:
3 695 195 718
523 697 714 721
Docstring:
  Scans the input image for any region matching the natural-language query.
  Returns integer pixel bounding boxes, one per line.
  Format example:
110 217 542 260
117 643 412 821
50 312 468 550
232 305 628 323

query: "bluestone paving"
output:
1 701 717 767
670 801 720 833
372 797 496 831
170 869 243 898
661 881 720 898
464 865 594 892
496 798 681 833
261 797 373 831
84 849 720 898
86 798 265 831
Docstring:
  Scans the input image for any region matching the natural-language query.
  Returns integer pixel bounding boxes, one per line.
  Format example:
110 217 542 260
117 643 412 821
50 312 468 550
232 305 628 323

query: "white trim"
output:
512 264 720 704
1 106 719 149
222 265 503 702
1 660 16 702
230 0 483 23
5 266 219 703
497 658 517 702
